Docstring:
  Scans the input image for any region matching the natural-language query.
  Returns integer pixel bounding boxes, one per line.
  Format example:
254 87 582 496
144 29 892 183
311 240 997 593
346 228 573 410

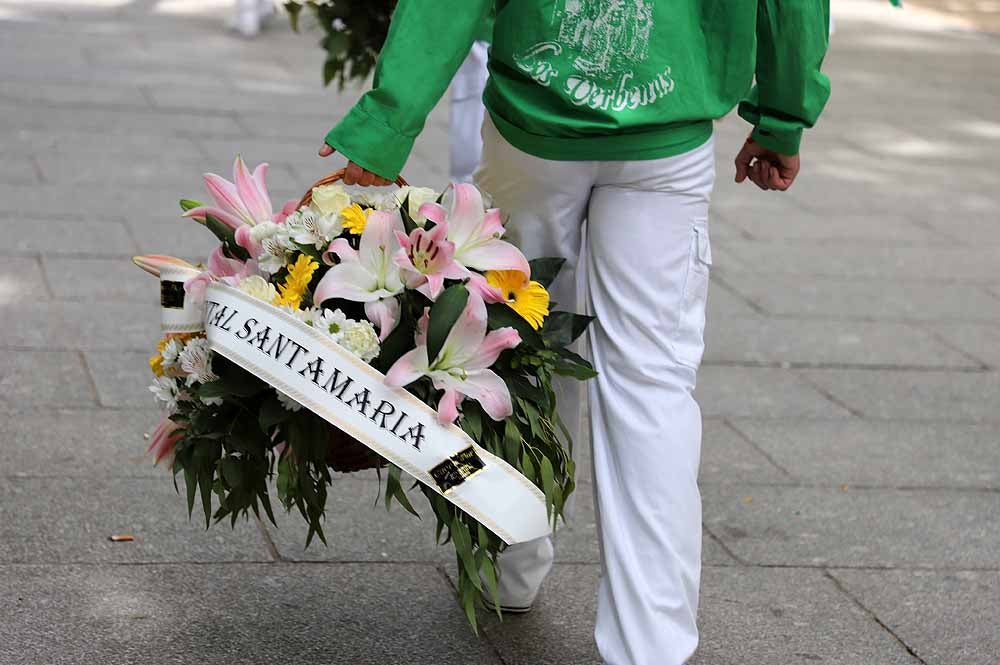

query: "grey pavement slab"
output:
703 485 1000 568
1 407 163 478
41 257 158 302
696 366 853 418
129 217 223 260
0 351 96 407
718 242 1000 283
927 321 1000 369
1 216 137 257
704 317 979 368
718 210 948 245
725 273 1000 322
85 351 157 407
0 256 50 303
0 563 498 665
830 569 1000 665
706 281 765 321
0 79 149 108
803 368 1000 421
700 419 791 485
692 567 921 665
730 419 1000 489
2 302 157 351
0 477 271 563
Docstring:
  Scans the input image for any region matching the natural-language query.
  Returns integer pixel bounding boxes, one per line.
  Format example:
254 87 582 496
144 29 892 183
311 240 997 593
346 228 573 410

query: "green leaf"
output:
451 517 482 592
426 285 469 365
528 257 565 289
540 457 555 520
285 1 303 31
198 468 213 528
398 194 418 234
553 347 599 380
541 311 594 348
521 451 536 483
202 213 250 261
385 464 420 518
258 395 290 431
179 198 203 213
372 300 414 374
184 465 197 518
486 302 543 348
503 417 521 464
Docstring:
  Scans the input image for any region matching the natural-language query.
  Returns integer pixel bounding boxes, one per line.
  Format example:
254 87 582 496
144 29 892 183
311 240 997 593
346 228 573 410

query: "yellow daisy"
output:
341 203 370 235
274 253 319 310
485 270 550 330
149 337 169 376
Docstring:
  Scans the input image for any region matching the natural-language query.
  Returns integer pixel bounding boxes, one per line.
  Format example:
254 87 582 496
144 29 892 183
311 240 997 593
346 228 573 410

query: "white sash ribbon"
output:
196 283 550 545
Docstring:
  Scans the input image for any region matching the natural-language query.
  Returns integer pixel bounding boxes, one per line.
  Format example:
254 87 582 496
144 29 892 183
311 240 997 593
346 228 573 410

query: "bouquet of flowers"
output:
135 156 594 627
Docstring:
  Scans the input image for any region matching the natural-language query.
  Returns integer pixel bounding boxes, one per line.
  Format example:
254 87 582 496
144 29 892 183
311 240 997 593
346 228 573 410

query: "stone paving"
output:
1 1 998 664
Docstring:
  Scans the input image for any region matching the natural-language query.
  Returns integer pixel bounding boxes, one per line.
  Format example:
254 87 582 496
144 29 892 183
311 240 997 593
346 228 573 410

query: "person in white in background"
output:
232 0 275 38
449 41 490 183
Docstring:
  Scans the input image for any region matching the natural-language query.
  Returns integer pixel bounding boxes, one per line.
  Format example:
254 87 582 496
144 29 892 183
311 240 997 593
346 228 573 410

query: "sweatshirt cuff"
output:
751 126 802 156
324 107 416 181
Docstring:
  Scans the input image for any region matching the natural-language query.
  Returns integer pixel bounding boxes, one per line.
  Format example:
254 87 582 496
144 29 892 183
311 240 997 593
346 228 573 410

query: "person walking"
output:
318 2 830 663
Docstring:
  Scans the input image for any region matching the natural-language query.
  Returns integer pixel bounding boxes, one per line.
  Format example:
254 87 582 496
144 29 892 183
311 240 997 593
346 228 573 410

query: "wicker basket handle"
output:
298 169 409 208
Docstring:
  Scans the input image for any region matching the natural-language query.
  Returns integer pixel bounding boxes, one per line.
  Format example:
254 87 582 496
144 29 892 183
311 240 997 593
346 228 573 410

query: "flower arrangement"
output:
136 156 595 627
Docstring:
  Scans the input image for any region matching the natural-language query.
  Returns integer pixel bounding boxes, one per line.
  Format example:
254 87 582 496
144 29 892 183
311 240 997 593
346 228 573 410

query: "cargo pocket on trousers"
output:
674 221 712 369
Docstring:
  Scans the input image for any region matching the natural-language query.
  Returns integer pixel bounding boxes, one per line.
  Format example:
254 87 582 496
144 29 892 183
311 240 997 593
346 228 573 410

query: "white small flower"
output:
310 184 352 217
237 275 279 303
282 305 320 327
251 222 295 275
276 389 304 412
340 319 381 362
394 186 439 225
201 395 224 407
178 338 218 386
285 207 343 249
149 375 181 412
160 338 182 370
315 307 349 342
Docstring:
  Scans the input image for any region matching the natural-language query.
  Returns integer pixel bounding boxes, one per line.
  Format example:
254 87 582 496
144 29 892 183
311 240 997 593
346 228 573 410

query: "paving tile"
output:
725 273 1000 322
927 321 1000 368
0 256 49 304
1 217 136 257
730 419 1000 489
703 485 1000 568
0 101 242 139
41 257 157 302
705 318 978 368
3 302 157 351
0 79 149 108
830 569 1000 665
0 477 271 563
85 351 157 408
720 210 948 244
803 368 1000 421
719 241 1000 282
0 351 95 407
0 563 499 665
706 281 763 321
0 407 163 478
696 366 852 418
700 419 791 485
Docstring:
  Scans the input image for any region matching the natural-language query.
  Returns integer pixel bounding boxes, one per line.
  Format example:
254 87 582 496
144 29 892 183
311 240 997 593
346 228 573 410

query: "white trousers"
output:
477 119 715 665
449 41 490 183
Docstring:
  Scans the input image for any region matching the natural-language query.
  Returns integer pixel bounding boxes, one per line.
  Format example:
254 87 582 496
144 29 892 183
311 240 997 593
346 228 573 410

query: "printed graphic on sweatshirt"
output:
514 0 674 113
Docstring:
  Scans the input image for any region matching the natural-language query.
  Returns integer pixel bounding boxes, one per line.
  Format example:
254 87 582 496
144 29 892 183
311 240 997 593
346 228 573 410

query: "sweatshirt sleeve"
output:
324 1 493 180
737 0 832 155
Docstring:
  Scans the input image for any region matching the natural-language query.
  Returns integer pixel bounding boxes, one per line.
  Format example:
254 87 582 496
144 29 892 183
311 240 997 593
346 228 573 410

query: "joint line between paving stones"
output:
434 565 512 665
708 272 770 316
794 371 868 418
917 321 995 370
720 418 795 478
704 359 990 373
254 515 285 563
78 350 103 407
702 523 748 566
822 569 929 665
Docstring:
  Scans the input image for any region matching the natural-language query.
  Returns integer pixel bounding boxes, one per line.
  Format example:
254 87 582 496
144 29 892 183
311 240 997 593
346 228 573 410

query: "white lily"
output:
313 209 406 340
385 289 521 424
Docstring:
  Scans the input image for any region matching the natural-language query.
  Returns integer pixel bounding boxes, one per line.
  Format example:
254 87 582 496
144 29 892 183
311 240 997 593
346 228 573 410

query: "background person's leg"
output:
449 41 490 183
476 118 596 608
586 139 715 665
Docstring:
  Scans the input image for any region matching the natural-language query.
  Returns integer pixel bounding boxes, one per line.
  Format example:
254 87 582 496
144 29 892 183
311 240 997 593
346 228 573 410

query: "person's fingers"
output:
734 144 754 183
373 176 392 187
751 160 770 190
318 143 335 158
358 169 376 187
343 162 363 185
768 165 788 191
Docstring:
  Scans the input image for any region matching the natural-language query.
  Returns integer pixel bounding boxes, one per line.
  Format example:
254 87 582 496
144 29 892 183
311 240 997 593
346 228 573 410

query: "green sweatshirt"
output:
326 0 831 180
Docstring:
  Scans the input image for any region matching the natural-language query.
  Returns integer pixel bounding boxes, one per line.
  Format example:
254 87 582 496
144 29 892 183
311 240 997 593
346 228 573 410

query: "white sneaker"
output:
232 0 261 37
481 594 534 615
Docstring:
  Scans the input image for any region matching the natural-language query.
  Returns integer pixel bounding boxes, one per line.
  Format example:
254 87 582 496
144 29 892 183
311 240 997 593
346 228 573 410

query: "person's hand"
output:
318 143 393 186
734 135 800 191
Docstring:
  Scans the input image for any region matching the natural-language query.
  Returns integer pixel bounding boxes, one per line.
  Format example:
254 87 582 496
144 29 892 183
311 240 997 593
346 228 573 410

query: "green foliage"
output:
426 284 468 364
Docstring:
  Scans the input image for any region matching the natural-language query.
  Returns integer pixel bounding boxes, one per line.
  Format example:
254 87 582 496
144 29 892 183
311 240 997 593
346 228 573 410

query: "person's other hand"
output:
734 136 800 191
318 143 393 186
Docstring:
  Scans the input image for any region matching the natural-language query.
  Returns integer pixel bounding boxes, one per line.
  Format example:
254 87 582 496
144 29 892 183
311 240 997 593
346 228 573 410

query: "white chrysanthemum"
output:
160 338 182 370
178 338 218 386
276 389 304 412
237 275 279 303
282 305 320 327
310 183 352 217
149 375 181 412
315 307 349 342
393 186 439 225
340 319 381 362
285 207 343 250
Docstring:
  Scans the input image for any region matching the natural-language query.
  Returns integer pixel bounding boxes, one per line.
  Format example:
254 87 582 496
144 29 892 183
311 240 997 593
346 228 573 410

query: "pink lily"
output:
385 289 521 424
184 246 259 302
393 223 468 301
148 416 183 467
132 255 196 278
313 209 406 340
465 273 508 305
419 183 530 277
183 155 276 231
